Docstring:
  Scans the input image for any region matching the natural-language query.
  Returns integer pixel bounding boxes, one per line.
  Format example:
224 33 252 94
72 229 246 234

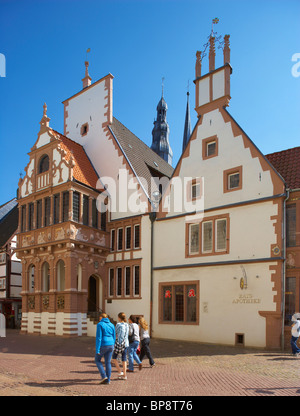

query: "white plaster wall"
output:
155 201 278 268
198 77 210 106
213 69 225 100
52 148 69 186
21 159 34 198
164 108 275 218
36 132 51 149
105 215 152 324
152 262 276 347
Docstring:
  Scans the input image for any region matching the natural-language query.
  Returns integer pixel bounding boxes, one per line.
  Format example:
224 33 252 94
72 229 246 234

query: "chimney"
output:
223 34 230 65
195 51 202 78
82 61 92 89
209 36 216 72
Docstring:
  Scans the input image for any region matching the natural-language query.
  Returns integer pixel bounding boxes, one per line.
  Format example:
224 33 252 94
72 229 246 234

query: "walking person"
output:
291 313 300 357
112 312 129 380
139 317 155 367
95 313 116 384
127 315 142 372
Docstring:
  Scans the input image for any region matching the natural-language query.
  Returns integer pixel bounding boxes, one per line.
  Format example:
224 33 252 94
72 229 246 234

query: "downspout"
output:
149 211 156 337
281 187 290 351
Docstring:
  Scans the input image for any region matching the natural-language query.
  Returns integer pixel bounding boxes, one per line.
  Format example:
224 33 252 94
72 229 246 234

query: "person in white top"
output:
290 313 300 356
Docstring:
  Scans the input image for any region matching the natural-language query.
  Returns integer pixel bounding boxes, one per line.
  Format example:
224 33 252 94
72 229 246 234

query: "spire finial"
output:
162 77 165 98
43 102 47 117
82 50 92 89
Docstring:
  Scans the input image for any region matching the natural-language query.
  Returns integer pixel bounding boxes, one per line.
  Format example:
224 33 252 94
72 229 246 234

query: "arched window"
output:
38 154 49 174
28 264 35 293
56 260 65 291
42 262 50 292
77 264 82 291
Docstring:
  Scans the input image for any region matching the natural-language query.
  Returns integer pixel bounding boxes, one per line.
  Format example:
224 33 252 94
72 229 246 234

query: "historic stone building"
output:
14 30 299 349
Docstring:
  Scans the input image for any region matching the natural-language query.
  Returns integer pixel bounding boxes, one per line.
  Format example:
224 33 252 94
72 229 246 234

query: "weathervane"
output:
161 77 165 98
199 18 225 62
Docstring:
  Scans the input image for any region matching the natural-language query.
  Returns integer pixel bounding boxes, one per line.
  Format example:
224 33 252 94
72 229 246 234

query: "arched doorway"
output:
88 274 103 313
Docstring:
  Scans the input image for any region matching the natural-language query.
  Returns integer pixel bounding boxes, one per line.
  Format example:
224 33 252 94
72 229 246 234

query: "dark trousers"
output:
140 338 155 366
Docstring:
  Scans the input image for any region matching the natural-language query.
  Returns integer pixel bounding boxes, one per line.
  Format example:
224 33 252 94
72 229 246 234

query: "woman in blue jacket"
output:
95 313 116 384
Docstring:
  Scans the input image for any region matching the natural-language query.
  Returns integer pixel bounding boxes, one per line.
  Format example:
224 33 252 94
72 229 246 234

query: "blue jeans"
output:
291 336 300 355
95 345 114 382
127 340 141 371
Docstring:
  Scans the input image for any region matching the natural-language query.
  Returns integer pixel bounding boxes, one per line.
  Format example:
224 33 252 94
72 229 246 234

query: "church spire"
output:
182 89 191 152
151 81 173 165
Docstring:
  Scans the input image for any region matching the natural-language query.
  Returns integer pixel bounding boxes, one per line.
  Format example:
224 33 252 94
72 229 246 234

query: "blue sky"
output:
0 0 299 206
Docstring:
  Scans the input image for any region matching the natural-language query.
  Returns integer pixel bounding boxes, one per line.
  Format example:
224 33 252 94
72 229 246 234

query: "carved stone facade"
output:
16 107 109 336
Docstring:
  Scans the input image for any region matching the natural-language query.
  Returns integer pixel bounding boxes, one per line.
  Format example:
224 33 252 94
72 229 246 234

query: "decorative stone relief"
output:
57 296 65 310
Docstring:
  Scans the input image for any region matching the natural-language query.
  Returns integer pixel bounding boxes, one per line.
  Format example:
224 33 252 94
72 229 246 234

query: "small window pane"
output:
109 269 114 297
189 224 199 254
39 155 49 173
44 197 51 227
126 226 131 250
53 195 60 225
202 221 213 252
228 173 240 189
216 219 227 251
191 183 200 199
163 286 172 321
118 228 123 251
92 199 98 228
21 205 26 232
134 266 140 296
207 141 216 157
186 284 197 322
285 277 296 325
82 195 89 226
110 229 115 252
125 267 131 296
134 225 140 249
62 192 69 222
286 204 296 247
117 268 122 296
73 192 80 223
28 203 34 231
175 285 184 322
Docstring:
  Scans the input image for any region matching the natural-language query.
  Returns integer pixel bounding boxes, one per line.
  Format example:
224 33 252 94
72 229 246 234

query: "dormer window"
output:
38 154 49 174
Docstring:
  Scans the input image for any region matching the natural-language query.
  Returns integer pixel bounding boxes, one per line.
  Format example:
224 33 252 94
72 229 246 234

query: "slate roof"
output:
110 117 174 198
0 198 18 247
265 146 300 190
51 129 100 189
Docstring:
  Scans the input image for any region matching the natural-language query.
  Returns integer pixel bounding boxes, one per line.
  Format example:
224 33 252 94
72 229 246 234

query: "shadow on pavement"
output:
0 329 292 360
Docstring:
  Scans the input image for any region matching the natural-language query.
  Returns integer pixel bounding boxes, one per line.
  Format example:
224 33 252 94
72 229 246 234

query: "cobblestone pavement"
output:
0 330 300 397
